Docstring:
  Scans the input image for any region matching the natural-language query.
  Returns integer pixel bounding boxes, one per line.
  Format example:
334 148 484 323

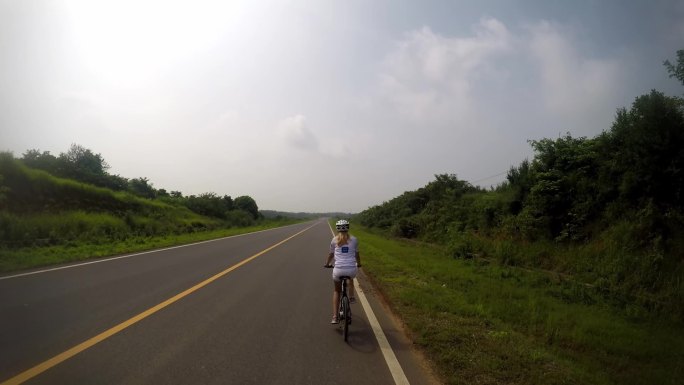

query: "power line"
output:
472 171 508 184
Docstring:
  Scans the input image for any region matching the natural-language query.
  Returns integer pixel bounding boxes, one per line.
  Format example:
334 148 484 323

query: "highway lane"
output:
0 220 437 384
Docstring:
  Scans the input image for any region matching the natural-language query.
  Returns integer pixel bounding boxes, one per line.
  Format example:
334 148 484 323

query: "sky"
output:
1 0 683 213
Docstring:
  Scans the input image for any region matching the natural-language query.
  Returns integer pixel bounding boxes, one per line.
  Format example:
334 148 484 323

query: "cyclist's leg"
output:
332 280 342 321
348 268 358 302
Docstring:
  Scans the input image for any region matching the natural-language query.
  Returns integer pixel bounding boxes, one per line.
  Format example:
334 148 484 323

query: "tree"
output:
226 209 255 226
59 143 109 177
182 193 235 219
21 150 59 174
0 174 8 209
221 195 234 211
604 90 684 210
101 174 129 191
505 159 534 214
128 177 156 199
22 146 128 191
664 49 684 86
425 174 475 200
234 195 259 219
523 134 601 240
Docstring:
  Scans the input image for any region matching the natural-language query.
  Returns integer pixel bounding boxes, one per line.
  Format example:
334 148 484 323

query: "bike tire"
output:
342 295 350 342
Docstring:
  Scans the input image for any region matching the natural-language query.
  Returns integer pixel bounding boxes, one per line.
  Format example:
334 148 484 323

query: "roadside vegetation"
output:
356 226 683 385
349 51 684 383
0 149 305 273
0 221 301 273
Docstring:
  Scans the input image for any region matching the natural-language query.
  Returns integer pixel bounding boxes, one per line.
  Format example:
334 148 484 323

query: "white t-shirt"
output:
330 235 359 268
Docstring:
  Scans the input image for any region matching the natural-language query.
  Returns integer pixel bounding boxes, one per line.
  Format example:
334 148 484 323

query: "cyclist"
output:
325 219 361 324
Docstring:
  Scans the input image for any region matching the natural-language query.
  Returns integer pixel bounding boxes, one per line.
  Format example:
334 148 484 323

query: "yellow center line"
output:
2 223 317 385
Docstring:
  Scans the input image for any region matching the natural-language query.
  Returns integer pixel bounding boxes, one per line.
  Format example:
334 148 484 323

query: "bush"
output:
446 232 475 259
391 217 420 238
226 210 255 227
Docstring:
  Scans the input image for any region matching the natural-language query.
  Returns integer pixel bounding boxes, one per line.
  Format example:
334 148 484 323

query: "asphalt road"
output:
0 220 438 385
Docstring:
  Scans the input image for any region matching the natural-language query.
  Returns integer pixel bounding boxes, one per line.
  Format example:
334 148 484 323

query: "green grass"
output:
0 155 310 273
354 226 684 385
445 230 684 321
0 219 303 273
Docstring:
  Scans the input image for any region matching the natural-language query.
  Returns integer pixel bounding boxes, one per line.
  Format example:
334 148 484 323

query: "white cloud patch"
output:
527 21 626 131
277 114 319 151
379 18 513 125
371 17 632 185
377 18 629 140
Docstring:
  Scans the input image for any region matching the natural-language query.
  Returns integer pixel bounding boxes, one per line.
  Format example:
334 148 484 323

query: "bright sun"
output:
64 0 237 88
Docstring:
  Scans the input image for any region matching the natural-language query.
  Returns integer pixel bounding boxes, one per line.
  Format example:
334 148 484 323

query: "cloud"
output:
370 17 633 187
378 17 627 135
378 18 631 136
277 114 319 151
379 18 514 124
526 21 626 131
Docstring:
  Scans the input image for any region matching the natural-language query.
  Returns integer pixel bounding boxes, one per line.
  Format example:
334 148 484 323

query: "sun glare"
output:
64 0 236 87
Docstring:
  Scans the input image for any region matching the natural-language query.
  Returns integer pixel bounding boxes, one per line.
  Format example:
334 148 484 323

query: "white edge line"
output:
327 221 410 385
355 283 410 385
0 222 306 281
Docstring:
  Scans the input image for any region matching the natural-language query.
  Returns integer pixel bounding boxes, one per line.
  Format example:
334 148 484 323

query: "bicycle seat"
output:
339 276 352 280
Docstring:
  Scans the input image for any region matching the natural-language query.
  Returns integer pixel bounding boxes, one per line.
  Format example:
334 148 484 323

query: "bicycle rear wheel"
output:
342 295 350 341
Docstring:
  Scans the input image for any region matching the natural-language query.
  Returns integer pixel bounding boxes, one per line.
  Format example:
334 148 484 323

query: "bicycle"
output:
324 265 353 341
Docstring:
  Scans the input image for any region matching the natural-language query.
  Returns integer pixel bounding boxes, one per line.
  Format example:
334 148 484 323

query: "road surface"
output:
0 220 438 384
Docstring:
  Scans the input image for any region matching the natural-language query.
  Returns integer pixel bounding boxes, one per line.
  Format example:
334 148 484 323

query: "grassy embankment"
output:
0 219 303 273
355 225 684 385
0 155 305 273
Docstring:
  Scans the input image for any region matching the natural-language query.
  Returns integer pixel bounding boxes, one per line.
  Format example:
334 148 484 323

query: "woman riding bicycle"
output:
325 219 361 324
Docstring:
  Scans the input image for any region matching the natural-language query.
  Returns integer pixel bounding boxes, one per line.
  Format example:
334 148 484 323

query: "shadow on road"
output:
330 316 379 354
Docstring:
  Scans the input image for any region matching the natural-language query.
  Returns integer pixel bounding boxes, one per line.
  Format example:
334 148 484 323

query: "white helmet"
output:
335 219 350 232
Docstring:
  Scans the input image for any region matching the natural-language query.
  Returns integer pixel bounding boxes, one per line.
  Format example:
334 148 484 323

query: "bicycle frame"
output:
324 265 353 341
